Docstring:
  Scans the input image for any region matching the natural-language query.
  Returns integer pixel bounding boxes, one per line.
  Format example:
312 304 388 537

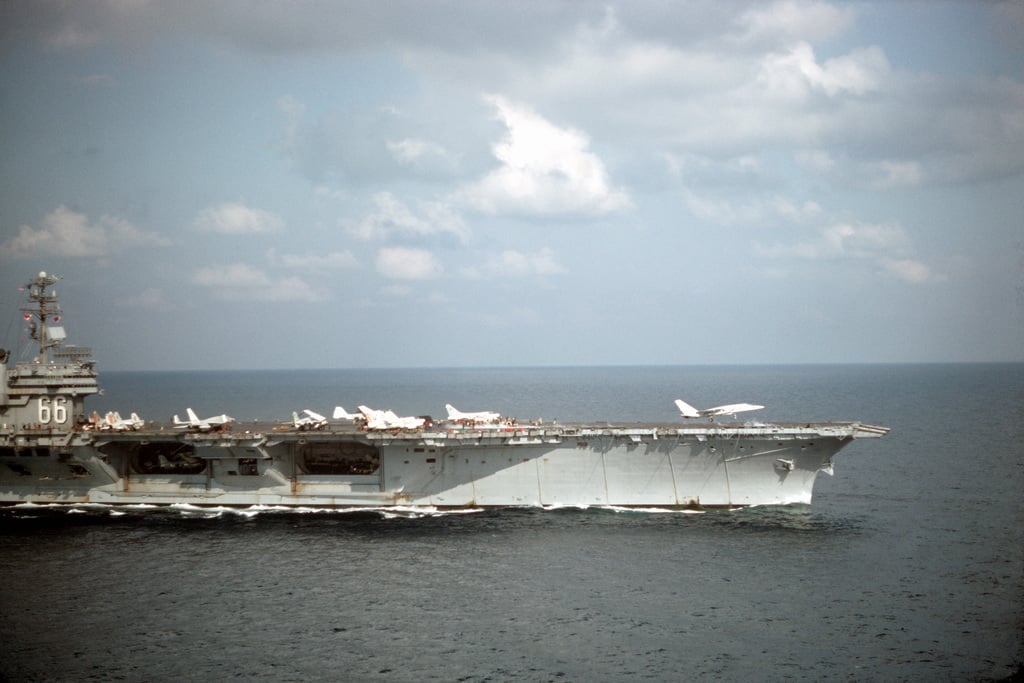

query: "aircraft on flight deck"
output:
291 409 328 430
357 405 426 430
674 399 764 420
104 411 145 431
445 404 500 424
332 406 364 422
173 407 236 432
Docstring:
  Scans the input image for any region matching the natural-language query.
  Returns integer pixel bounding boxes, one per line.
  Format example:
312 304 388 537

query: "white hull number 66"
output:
38 396 69 425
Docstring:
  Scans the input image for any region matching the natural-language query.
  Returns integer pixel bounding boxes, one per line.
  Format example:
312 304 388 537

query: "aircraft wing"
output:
704 402 764 416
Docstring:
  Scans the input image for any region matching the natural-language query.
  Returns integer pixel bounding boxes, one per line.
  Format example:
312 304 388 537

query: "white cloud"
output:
756 42 890 100
375 247 442 280
759 222 907 259
386 137 458 170
733 0 855 47
755 221 941 284
530 14 748 102
193 202 285 235
458 94 630 216
462 248 567 279
191 263 324 301
0 206 170 260
684 191 821 227
351 192 469 243
822 223 908 257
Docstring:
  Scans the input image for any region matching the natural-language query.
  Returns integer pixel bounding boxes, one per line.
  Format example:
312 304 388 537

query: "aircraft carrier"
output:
0 272 888 510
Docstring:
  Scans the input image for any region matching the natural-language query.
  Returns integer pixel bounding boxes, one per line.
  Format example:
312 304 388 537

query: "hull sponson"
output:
0 422 887 509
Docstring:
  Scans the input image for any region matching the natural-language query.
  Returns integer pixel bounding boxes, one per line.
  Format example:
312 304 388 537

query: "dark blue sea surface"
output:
1 364 1022 681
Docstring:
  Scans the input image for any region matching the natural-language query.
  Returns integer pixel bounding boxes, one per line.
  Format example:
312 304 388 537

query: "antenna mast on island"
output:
20 271 62 364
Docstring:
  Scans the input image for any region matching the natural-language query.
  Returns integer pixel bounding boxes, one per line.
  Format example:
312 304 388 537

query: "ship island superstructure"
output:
0 272 888 510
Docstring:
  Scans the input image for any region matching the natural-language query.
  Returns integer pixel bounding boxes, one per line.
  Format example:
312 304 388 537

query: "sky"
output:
1 0 1022 371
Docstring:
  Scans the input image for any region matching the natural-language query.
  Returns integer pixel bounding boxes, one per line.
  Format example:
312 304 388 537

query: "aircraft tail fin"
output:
445 404 459 419
675 399 701 418
186 407 200 424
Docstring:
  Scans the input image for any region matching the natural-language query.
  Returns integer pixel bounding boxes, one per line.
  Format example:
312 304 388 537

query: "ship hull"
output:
0 422 887 509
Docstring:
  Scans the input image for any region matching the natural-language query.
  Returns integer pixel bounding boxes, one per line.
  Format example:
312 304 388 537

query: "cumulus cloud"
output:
756 42 890 99
462 248 567 279
0 206 170 260
457 94 631 216
21 1 1023 188
502 3 1020 187
351 192 469 243
193 202 285 235
375 247 442 280
191 263 324 301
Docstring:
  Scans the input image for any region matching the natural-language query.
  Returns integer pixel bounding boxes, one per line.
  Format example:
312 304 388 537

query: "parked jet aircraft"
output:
104 411 145 431
445 404 500 424
358 405 426 430
292 409 328 430
332 406 364 422
173 407 235 431
674 399 764 420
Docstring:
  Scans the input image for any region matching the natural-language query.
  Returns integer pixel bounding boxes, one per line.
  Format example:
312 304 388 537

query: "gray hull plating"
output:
0 422 887 509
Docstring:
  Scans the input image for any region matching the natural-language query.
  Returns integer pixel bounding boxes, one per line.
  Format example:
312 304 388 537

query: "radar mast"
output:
20 271 62 364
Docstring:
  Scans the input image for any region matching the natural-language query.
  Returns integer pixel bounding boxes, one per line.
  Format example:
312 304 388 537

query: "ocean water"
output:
1 363 1021 682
